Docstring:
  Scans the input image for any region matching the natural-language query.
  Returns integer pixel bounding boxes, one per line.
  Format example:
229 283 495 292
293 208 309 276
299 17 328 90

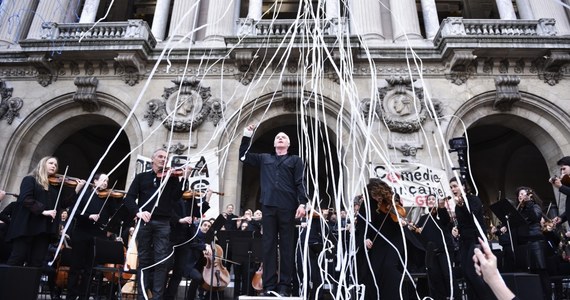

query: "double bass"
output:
201 243 230 291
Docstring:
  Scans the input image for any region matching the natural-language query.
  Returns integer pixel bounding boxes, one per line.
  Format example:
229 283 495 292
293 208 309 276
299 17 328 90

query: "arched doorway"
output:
0 93 142 211
466 123 554 220
239 116 340 214
53 122 131 189
447 91 570 222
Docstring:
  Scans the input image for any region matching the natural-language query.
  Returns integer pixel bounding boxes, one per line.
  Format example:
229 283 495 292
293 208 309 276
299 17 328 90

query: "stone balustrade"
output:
434 17 557 44
38 19 156 46
237 17 348 36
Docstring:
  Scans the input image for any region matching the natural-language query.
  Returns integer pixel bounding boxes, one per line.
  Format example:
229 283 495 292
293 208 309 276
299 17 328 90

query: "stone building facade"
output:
0 0 569 220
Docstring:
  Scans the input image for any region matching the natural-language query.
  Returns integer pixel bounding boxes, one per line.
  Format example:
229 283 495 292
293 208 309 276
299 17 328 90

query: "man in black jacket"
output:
239 124 307 297
124 149 189 300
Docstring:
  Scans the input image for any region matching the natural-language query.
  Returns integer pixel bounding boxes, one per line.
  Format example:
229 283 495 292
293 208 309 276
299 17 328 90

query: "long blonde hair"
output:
32 156 58 191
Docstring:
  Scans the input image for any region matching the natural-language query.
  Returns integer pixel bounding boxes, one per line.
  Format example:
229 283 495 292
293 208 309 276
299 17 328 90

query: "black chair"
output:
87 238 126 299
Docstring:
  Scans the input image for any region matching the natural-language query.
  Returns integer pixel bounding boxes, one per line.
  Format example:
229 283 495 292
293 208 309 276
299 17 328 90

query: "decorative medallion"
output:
375 76 428 133
144 76 224 132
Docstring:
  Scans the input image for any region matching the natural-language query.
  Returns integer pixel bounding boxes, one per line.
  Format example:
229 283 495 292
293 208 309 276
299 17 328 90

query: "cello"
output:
201 243 231 291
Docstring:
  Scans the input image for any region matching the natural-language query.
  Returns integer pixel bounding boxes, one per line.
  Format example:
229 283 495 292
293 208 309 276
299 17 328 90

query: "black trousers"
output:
7 233 51 267
261 205 295 291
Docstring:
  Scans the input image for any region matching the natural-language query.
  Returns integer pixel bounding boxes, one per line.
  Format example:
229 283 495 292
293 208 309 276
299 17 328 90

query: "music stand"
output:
205 215 227 300
218 230 262 296
490 199 527 262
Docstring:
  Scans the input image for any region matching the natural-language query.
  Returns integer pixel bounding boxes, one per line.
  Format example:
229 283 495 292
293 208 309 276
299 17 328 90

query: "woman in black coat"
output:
5 156 80 267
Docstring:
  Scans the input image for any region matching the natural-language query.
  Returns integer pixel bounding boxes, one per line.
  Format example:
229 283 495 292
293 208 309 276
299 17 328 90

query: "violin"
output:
49 174 84 187
155 167 188 178
377 198 407 223
182 190 224 200
550 174 570 186
97 189 126 199
201 244 231 291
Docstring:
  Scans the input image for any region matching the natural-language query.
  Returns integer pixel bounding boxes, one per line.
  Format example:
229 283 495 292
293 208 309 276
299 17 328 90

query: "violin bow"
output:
96 181 118 217
52 166 70 222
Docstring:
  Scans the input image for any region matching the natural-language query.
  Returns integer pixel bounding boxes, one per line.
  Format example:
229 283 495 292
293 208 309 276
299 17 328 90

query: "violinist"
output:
515 187 550 299
123 148 190 300
449 177 494 300
415 194 455 300
5 156 81 268
550 156 570 226
0 190 5 201
67 173 117 300
355 178 406 300
164 189 212 300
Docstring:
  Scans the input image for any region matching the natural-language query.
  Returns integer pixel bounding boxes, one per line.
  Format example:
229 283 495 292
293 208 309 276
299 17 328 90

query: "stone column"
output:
0 0 37 44
390 0 422 41
248 0 262 20
349 0 384 45
326 0 340 20
168 0 199 41
204 0 238 45
496 0 517 20
516 0 534 19
28 0 74 38
79 0 101 23
151 0 172 41
64 0 83 22
420 0 439 39
529 0 570 35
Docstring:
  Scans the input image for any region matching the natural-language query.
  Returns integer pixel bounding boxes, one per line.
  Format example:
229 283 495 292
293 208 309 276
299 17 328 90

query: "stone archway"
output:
0 92 143 209
220 91 357 215
446 91 570 217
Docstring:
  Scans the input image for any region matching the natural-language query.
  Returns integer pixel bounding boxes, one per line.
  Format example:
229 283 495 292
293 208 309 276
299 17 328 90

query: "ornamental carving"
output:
374 76 427 133
0 79 23 125
494 75 521 111
73 76 99 112
144 76 224 132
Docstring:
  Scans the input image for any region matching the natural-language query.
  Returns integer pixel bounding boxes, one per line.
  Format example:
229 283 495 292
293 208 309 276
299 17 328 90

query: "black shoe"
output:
277 286 291 297
262 289 279 297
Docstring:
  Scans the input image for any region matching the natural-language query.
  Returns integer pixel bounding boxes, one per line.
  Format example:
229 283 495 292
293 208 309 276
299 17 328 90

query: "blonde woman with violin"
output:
67 173 119 300
355 178 406 300
5 156 82 267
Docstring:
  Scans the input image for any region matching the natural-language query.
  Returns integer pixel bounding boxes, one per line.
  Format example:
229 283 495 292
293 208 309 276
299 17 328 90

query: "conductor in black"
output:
239 124 308 297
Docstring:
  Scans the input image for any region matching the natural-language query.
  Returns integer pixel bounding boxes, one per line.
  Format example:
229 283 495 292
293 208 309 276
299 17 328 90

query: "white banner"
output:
372 163 455 210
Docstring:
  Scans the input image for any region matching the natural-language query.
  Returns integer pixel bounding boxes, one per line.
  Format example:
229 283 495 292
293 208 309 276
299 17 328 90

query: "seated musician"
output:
165 189 211 300
185 220 213 300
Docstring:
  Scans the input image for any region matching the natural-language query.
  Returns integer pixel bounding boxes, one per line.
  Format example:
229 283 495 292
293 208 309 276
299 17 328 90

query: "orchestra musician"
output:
356 178 406 300
222 204 238 230
239 124 308 297
514 186 550 299
0 190 5 201
164 189 211 300
184 220 212 300
5 156 81 267
123 149 191 300
551 156 570 225
449 177 494 300
66 173 117 300
414 194 455 300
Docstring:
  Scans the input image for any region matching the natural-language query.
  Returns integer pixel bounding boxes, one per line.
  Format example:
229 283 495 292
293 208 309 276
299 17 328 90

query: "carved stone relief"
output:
494 75 520 111
144 76 224 132
0 79 23 125
73 76 99 112
375 76 428 133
